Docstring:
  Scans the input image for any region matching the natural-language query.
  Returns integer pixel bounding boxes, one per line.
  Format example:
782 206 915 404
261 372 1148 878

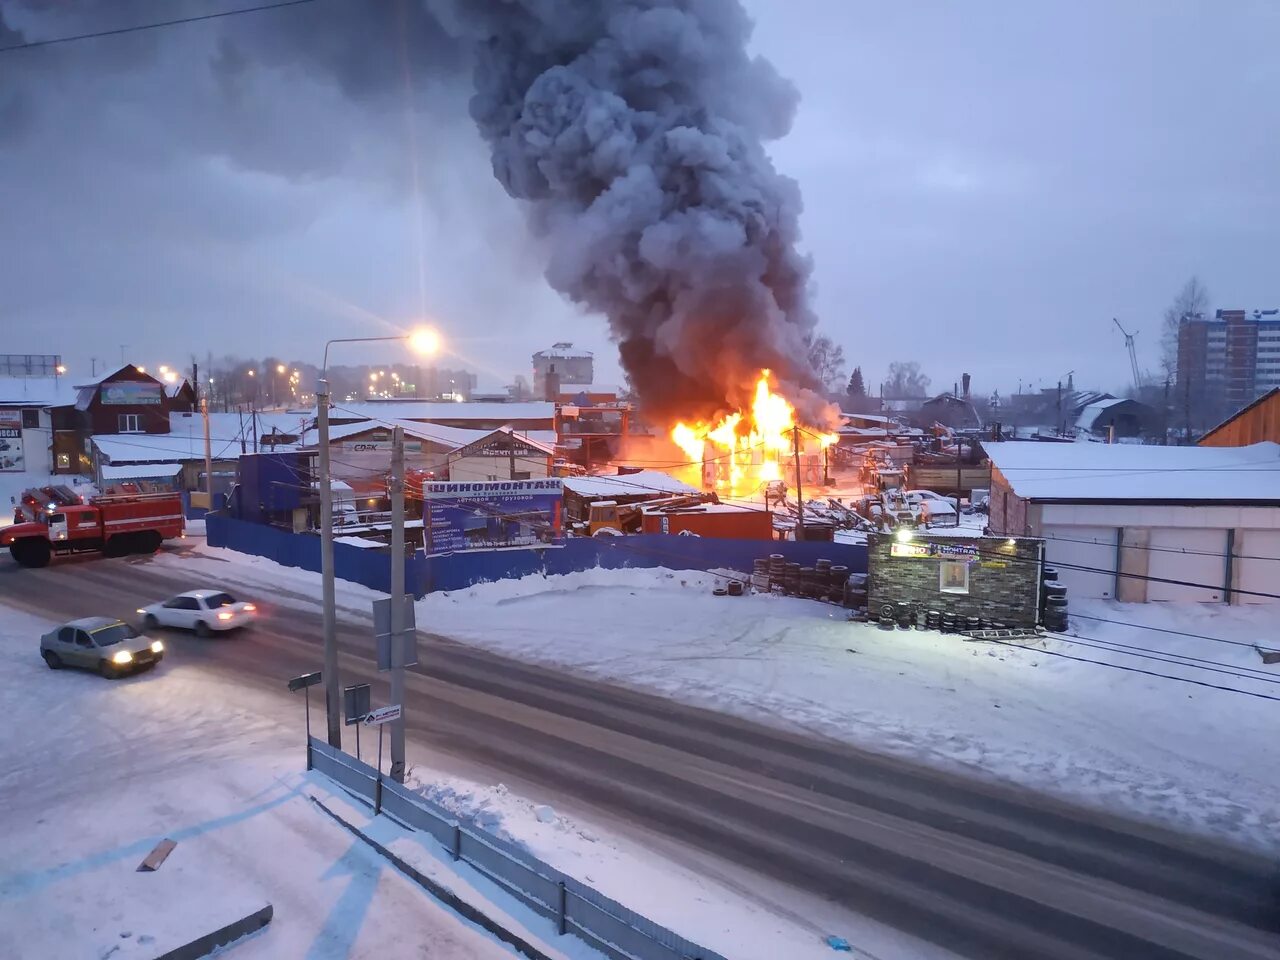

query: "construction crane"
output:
1112 317 1143 392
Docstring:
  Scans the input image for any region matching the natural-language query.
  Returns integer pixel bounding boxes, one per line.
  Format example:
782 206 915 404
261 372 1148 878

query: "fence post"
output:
557 880 567 936
451 823 461 861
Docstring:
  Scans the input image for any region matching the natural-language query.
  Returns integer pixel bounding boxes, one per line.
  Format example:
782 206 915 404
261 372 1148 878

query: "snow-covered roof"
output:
986 440 1280 502
0 376 79 408
92 433 239 464
330 401 555 424
562 470 700 498
455 427 558 457
1074 398 1129 430
169 411 314 441
99 463 182 480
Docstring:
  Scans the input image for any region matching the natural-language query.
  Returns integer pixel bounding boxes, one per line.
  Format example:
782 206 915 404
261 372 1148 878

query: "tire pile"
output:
1041 565 1069 631
747 553 861 607
876 605 1010 632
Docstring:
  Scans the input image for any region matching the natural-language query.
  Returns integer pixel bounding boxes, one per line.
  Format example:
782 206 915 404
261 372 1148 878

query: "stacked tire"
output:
1042 565 1069 631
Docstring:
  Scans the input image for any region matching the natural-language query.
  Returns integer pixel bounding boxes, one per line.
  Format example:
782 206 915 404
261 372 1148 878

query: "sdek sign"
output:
342 441 425 453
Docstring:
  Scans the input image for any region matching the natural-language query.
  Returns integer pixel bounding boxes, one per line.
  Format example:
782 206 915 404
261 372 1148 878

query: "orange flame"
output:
671 371 836 497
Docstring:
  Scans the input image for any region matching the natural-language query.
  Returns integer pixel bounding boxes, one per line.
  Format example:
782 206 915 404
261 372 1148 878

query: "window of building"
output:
21 408 39 429
118 413 142 433
56 452 70 469
939 561 970 595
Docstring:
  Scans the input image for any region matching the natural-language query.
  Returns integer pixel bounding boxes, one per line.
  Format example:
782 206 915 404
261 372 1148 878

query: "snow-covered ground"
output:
420 567 1280 853
0 600 912 960
0 605 567 960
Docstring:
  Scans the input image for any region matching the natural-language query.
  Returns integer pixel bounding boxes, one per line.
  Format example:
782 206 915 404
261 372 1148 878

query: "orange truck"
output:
1 491 185 568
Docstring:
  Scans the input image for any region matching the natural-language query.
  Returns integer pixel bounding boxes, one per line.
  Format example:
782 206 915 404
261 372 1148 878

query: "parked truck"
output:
1 490 185 568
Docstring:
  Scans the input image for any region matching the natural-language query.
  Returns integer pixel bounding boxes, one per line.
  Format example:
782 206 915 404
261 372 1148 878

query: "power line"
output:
0 0 321 54
980 635 1280 704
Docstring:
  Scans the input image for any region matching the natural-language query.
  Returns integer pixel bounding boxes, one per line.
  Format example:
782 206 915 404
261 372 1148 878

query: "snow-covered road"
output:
420 566 1280 854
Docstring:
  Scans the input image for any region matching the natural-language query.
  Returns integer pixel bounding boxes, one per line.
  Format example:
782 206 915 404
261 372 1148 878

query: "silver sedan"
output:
39 617 164 678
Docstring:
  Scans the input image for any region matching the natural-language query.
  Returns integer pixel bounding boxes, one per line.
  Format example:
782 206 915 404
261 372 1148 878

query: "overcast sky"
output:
2 0 1276 399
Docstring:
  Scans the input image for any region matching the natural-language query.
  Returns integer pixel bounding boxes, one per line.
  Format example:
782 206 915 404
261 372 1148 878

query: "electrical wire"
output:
0 0 321 54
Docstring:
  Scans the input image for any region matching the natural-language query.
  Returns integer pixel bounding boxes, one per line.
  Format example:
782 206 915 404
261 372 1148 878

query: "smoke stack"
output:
544 366 561 403
962 373 971 401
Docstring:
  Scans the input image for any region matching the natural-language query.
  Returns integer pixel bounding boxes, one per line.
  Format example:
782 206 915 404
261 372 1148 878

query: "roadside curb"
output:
309 796 555 960
152 903 273 960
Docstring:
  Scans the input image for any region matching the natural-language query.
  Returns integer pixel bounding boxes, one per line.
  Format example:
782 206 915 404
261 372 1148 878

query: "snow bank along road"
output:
3 550 1278 960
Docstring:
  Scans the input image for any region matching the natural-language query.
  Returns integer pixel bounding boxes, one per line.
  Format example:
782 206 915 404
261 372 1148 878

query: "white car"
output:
138 589 257 636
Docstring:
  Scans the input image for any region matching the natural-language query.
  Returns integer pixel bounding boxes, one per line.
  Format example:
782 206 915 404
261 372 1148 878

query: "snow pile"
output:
419 568 1280 852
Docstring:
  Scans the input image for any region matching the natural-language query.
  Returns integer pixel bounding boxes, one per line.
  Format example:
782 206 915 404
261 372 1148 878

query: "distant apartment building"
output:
532 342 593 400
1177 308 1280 413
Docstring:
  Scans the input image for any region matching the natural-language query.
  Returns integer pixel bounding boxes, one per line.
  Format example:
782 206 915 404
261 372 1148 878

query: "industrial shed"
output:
1198 388 1280 447
985 441 1280 604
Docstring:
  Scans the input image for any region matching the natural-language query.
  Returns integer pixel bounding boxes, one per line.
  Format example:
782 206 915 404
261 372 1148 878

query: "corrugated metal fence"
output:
308 738 728 960
206 514 868 597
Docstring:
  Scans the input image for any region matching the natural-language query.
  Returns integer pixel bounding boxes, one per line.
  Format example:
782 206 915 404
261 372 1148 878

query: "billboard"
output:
100 381 163 406
421 478 562 554
0 410 25 472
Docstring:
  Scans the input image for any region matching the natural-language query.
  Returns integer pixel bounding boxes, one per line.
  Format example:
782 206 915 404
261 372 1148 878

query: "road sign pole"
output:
389 426 407 783
304 686 312 770
376 724 384 815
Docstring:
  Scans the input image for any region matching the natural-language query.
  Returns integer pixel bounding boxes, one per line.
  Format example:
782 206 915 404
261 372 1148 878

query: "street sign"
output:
343 683 371 726
287 671 322 692
373 596 418 670
363 704 402 726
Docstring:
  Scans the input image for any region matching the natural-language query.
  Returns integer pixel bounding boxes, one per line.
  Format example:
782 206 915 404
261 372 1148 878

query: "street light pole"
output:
317 332 439 751
316 373 340 747
389 425 407 782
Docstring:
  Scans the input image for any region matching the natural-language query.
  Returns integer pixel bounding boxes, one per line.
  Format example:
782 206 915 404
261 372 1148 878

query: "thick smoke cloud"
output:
436 0 823 423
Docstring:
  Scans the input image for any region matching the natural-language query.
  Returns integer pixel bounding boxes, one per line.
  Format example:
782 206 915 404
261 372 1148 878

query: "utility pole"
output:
389 425 407 783
201 397 213 508
792 427 805 541
955 436 963 525
1163 377 1171 446
317 379 341 748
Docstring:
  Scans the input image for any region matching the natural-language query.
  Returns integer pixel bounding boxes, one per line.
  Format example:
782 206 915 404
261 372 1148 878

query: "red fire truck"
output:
1 490 185 568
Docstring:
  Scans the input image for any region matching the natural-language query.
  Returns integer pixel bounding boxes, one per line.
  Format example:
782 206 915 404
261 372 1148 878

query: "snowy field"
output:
420 567 1280 853
0 601 909 960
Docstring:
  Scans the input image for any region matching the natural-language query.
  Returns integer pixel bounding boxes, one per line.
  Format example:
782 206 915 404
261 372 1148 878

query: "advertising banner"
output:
0 410 24 472
421 478 562 554
101 381 163 406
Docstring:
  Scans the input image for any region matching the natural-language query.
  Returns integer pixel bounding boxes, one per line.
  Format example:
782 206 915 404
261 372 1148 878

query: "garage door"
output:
1236 530 1280 604
1146 528 1227 603
1043 525 1117 599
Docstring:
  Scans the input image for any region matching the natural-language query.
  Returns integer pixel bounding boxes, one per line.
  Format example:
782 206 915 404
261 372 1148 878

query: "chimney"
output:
961 373 971 401
544 364 561 402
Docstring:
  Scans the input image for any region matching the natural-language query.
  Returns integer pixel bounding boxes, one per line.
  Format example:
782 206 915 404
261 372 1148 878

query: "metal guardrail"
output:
308 737 727 960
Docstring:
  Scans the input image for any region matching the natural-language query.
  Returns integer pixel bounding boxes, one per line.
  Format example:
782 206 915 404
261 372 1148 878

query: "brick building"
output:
866 532 1045 627
1177 308 1280 420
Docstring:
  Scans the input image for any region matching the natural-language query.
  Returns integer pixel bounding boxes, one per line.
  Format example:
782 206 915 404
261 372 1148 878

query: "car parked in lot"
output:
40 617 163 678
138 590 256 636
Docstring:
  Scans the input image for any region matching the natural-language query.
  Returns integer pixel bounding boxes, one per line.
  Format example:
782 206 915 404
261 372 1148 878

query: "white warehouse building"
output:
984 441 1280 603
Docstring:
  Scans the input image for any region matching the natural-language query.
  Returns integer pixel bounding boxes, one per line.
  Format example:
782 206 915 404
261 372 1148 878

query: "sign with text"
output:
0 410 25 472
101 381 163 406
420 478 563 554
890 540 981 561
341 440 425 454
363 703 401 726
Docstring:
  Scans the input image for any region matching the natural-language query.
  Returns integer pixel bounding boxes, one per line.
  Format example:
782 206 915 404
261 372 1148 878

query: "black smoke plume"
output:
438 0 823 423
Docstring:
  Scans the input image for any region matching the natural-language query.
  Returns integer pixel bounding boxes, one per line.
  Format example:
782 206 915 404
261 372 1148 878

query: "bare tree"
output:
883 361 931 398
807 335 847 393
1160 276 1210 379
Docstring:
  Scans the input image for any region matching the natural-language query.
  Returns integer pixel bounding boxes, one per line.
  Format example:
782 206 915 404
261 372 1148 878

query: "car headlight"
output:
242 604 256 612
150 641 163 654
217 612 234 621
136 609 146 615
111 650 134 665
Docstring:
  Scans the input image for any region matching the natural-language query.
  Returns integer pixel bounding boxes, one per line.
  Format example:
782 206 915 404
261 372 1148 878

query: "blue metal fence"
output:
205 514 867 597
